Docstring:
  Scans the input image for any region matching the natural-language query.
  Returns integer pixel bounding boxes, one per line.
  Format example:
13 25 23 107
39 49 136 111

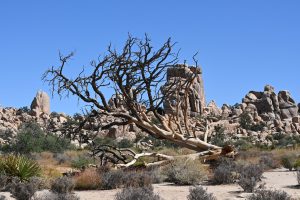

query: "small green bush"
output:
247 189 291 200
0 155 41 181
164 158 207 185
71 154 94 169
117 139 134 148
187 186 217 200
9 122 74 154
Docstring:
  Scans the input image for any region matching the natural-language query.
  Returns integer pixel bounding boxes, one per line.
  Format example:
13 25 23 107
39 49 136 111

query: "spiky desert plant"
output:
0 155 41 181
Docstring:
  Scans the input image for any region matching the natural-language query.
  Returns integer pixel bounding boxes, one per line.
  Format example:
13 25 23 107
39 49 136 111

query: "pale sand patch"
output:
1 169 299 200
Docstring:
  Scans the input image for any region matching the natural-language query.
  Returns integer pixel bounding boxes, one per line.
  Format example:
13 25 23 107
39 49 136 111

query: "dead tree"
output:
43 34 235 167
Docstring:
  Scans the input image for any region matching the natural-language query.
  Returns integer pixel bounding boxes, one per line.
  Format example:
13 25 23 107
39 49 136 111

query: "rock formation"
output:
162 64 206 117
30 91 50 117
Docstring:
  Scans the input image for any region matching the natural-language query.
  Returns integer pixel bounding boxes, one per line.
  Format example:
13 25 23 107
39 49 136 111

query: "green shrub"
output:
9 122 74 154
117 139 134 148
0 155 41 181
187 186 217 200
71 154 94 169
164 158 207 185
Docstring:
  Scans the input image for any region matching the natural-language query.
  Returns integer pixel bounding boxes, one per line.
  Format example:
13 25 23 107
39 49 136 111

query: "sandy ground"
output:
1 168 300 200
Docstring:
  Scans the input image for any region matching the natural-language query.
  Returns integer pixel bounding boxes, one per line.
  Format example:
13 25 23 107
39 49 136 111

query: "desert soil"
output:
1 168 300 200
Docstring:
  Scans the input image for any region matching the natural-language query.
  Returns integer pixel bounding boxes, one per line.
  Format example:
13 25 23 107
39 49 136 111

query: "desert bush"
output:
122 171 153 188
0 155 41 181
53 153 71 165
297 171 300 185
117 138 134 148
71 154 94 169
9 177 42 200
164 158 207 185
212 158 237 184
281 154 297 171
247 189 291 200
51 176 75 194
100 169 124 189
259 153 278 170
146 168 166 184
38 193 79 200
74 169 101 190
115 186 161 200
9 122 74 154
237 164 263 192
38 177 79 200
0 175 9 191
187 186 216 200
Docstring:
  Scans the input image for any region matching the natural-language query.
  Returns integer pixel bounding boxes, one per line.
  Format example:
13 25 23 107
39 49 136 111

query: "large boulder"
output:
162 64 206 117
30 91 50 116
278 90 298 119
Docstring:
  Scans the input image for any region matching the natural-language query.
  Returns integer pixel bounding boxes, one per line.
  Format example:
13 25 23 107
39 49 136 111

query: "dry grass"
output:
74 168 101 190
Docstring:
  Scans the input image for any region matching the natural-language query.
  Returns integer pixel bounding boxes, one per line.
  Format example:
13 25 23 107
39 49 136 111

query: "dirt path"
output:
1 168 300 200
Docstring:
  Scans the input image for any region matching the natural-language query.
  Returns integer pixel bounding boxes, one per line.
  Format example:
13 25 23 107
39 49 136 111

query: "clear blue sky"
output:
1 1 300 114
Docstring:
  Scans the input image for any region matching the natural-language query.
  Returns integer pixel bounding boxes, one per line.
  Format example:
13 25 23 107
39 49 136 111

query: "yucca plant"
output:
0 155 41 181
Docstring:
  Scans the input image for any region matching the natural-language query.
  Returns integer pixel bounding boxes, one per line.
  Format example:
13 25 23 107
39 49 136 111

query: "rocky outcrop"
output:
278 91 298 119
162 64 206 117
30 91 50 117
242 85 298 121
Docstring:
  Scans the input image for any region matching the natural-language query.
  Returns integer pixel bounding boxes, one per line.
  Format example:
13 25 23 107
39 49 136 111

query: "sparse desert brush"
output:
187 186 217 200
237 164 263 192
122 170 153 188
74 168 101 190
247 189 292 200
163 158 208 185
297 170 300 185
100 169 125 190
259 153 279 170
115 186 161 200
212 158 237 184
9 177 43 200
281 154 298 171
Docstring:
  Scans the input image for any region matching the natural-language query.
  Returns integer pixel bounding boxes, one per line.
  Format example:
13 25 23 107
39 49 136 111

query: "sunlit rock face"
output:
162 64 206 117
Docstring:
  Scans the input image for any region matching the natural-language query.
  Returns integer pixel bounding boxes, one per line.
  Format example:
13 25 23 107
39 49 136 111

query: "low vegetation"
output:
187 186 217 200
247 189 292 200
163 158 208 185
